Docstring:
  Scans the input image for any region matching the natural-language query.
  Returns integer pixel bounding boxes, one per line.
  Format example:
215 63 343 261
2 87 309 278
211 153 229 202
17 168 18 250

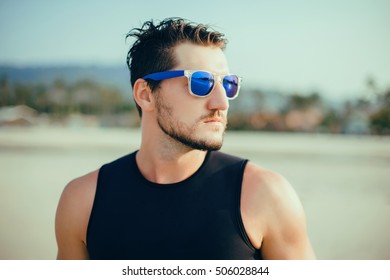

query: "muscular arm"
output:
241 163 316 260
55 171 98 260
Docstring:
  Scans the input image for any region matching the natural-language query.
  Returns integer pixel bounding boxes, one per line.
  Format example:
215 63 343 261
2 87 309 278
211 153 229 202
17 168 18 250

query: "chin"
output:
199 136 224 151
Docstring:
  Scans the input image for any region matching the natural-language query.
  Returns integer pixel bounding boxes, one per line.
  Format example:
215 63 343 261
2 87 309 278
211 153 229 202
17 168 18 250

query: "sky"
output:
0 0 389 101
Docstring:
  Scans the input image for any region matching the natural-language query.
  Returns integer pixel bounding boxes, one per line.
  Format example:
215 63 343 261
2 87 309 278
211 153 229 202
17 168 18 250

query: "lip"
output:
204 118 223 123
203 118 226 128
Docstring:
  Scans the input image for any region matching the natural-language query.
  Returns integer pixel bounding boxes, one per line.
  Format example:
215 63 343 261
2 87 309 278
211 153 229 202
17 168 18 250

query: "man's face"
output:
154 42 230 151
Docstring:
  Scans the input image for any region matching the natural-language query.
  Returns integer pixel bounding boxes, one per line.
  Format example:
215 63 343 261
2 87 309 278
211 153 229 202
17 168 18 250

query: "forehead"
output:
172 42 229 73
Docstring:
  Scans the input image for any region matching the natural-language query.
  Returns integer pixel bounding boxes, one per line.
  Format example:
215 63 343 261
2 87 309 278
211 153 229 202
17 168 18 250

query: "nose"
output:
207 80 229 111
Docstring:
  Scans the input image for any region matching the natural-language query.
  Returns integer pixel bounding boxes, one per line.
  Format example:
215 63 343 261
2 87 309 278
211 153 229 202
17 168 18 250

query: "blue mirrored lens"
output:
191 71 214 96
223 75 239 98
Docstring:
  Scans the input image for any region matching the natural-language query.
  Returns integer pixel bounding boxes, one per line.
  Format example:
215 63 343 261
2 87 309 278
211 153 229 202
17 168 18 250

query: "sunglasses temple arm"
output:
143 70 185 81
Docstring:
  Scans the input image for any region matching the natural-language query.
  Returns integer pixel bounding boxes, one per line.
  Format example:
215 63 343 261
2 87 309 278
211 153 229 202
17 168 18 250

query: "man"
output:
55 18 315 260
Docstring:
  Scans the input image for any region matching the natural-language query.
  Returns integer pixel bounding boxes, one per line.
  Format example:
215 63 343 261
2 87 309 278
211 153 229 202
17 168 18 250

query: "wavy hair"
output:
126 17 227 116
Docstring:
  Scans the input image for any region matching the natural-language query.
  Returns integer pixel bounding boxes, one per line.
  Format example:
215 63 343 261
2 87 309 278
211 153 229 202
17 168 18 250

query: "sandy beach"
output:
0 126 389 259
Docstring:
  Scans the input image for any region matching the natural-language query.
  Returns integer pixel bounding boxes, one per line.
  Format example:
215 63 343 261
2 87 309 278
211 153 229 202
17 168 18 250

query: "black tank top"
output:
87 151 261 260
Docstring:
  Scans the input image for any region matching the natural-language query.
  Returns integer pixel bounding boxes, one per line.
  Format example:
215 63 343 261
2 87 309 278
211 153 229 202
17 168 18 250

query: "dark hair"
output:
126 17 227 116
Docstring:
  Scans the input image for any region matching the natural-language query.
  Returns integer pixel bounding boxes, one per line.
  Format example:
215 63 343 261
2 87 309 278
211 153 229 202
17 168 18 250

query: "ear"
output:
133 78 155 113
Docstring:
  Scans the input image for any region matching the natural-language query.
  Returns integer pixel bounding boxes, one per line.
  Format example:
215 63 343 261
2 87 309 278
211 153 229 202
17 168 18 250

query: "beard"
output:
155 95 226 151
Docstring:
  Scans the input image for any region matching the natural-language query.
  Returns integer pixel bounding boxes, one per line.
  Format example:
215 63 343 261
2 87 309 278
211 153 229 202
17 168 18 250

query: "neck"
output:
136 120 208 184
136 146 207 184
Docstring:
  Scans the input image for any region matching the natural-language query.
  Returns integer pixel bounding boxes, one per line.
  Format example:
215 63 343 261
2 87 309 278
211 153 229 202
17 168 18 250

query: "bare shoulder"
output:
242 162 303 214
60 170 99 206
55 169 99 259
57 170 99 225
241 162 315 259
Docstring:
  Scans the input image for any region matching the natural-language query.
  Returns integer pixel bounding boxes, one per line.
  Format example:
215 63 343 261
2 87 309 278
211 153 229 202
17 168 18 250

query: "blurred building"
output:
0 105 37 126
342 110 370 134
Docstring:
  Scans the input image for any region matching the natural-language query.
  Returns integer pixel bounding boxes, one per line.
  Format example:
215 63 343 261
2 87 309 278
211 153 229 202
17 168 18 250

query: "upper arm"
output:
261 175 315 259
55 171 98 260
242 163 316 260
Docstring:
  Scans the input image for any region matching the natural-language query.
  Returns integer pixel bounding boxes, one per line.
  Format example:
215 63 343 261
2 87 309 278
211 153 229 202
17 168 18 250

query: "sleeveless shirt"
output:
87 151 261 260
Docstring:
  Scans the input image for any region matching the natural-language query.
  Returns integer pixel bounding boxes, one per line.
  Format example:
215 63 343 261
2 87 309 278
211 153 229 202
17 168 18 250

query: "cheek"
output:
175 99 205 122
163 81 206 122
169 96 204 121
173 101 193 122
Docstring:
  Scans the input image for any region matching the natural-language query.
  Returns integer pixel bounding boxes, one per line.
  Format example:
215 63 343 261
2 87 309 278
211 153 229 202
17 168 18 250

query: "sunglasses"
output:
143 70 242 100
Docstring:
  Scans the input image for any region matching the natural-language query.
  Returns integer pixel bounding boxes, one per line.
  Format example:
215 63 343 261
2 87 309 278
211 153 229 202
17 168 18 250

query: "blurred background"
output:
0 0 389 259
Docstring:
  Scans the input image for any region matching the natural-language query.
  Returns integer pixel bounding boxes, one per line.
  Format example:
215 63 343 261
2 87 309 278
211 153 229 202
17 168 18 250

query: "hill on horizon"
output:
0 65 132 96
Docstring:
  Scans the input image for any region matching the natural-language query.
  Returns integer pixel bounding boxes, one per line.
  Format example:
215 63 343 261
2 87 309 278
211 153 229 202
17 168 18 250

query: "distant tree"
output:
286 92 322 110
321 109 342 133
46 79 70 117
370 90 390 135
14 82 33 106
371 107 390 135
0 75 12 106
32 84 49 112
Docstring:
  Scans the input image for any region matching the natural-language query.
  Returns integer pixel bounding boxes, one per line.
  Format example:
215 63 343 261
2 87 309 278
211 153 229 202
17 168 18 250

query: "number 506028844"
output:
215 266 269 276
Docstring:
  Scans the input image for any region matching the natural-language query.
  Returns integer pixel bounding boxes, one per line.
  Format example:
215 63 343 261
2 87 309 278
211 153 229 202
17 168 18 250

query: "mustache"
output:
198 111 228 125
